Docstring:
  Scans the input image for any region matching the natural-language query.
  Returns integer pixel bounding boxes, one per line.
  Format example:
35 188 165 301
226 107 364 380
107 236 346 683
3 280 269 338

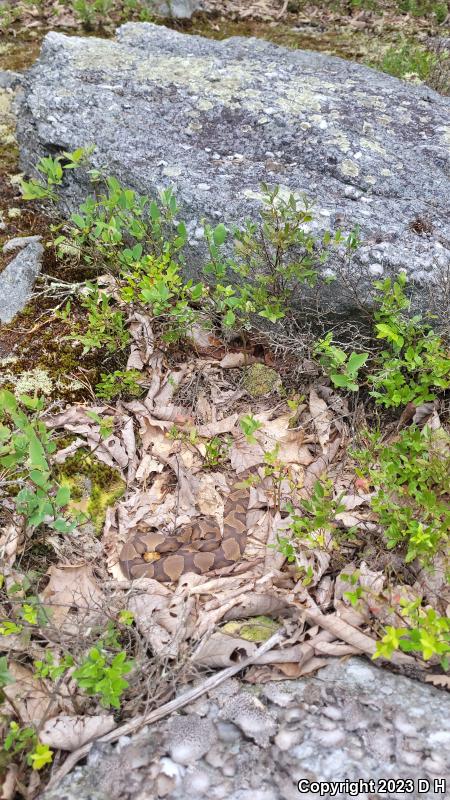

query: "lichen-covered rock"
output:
41 659 450 800
166 714 217 764
16 24 450 313
0 236 43 323
153 0 203 18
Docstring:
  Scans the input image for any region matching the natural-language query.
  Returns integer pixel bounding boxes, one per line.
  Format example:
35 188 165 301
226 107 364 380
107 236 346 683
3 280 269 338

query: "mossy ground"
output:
55 448 126 535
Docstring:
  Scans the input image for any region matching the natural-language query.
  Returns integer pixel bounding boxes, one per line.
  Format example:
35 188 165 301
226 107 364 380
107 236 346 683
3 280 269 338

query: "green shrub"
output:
368 273 450 407
354 425 450 563
204 184 359 327
375 599 449 668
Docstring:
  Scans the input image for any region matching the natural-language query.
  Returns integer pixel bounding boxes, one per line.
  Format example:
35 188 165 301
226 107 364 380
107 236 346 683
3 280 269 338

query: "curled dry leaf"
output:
128 581 195 659
259 412 314 467
126 312 155 370
39 714 116 751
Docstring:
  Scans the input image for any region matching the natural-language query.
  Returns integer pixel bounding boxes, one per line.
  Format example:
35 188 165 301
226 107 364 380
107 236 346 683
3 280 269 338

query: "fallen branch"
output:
45 627 285 792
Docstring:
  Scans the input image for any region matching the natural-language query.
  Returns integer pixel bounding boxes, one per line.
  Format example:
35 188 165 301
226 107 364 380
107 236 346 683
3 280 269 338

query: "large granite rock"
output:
16 23 450 311
41 659 450 800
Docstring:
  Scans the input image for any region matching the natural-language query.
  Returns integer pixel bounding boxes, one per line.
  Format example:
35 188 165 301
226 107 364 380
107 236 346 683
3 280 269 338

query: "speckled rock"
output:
153 0 203 18
0 70 22 90
16 24 450 312
41 658 450 800
0 236 43 323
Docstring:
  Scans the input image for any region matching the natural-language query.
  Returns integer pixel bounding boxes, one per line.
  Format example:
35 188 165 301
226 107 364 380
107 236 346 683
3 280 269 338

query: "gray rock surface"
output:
153 0 203 17
41 659 450 800
0 69 22 89
16 24 450 311
0 236 43 323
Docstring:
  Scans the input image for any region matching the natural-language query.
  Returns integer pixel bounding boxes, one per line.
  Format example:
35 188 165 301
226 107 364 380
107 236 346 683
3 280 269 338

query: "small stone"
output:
216 721 241 743
220 693 277 747
322 705 343 721
368 263 384 276
393 713 420 737
183 768 211 794
275 727 301 751
167 715 217 765
312 728 345 747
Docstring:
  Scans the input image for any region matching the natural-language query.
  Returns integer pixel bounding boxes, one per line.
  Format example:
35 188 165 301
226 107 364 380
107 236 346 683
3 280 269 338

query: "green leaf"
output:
0 389 17 414
213 223 227 246
0 656 13 687
55 485 71 507
28 743 53 770
347 352 369 375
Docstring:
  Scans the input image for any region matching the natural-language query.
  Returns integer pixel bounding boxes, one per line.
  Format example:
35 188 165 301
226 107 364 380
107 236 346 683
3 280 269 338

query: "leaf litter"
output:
2 311 449 791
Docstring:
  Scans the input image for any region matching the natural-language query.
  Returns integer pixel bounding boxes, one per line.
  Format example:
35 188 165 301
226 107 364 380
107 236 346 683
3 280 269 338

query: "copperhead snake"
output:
119 473 251 582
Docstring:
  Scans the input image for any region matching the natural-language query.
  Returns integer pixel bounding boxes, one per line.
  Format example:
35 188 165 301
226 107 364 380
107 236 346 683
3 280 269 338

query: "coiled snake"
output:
119 475 250 582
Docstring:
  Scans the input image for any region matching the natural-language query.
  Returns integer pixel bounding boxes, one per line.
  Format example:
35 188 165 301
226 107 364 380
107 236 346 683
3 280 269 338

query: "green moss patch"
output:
242 363 282 398
56 448 125 536
221 616 281 642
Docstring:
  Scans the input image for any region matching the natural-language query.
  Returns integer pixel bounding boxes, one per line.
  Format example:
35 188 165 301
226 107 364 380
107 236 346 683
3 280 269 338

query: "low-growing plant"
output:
3 722 53 771
0 391 76 534
204 435 231 469
72 284 131 355
239 413 263 443
374 598 450 668
72 646 134 709
204 184 359 327
20 148 92 202
354 425 450 563
318 272 450 406
314 333 369 391
277 479 345 562
368 273 450 407
95 369 144 400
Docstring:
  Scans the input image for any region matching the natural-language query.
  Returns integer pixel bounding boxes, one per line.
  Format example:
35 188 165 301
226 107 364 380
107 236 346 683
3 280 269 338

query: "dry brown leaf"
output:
222 591 289 621
3 662 55 726
126 313 155 370
1 764 18 800
128 581 195 658
309 389 333 450
40 714 116 751
230 436 265 473
41 564 103 626
191 632 257 667
0 522 22 568
197 414 239 438
424 674 450 689
260 412 314 466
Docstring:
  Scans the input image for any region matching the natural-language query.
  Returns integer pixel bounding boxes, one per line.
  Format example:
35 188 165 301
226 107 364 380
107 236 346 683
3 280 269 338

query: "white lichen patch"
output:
326 129 350 154
14 369 53 396
360 137 386 156
340 159 359 177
